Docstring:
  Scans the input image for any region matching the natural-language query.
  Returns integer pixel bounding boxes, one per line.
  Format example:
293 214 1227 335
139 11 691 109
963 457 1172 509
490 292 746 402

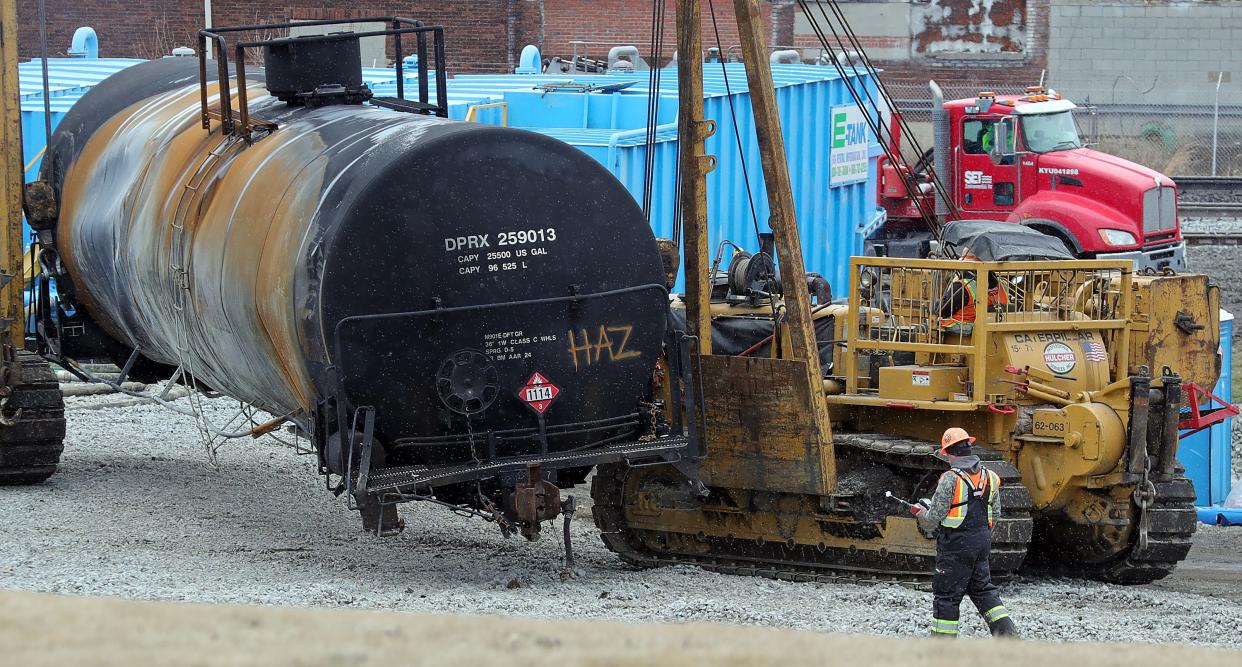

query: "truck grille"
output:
1142 185 1177 233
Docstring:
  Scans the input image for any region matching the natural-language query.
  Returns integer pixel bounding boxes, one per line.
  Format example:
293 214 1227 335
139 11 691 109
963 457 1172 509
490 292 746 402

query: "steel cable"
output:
793 0 949 245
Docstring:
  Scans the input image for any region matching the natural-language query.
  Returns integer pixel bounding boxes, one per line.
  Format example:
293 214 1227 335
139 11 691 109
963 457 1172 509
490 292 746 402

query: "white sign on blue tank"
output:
830 104 870 188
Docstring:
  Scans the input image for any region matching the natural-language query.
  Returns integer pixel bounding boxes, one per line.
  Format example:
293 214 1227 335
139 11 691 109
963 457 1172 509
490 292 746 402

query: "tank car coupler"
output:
505 463 562 540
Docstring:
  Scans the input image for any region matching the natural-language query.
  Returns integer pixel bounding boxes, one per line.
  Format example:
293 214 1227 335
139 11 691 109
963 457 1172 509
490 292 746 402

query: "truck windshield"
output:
1020 111 1083 153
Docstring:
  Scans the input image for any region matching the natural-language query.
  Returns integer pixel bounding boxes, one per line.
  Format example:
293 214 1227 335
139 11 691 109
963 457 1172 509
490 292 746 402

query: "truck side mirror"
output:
990 119 1015 165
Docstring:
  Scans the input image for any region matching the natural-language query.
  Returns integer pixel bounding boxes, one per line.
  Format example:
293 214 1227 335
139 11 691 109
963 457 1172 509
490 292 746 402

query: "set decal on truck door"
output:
963 170 994 190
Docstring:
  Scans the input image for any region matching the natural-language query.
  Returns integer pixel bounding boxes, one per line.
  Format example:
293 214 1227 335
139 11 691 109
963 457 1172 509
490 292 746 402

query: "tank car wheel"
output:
0 352 67 485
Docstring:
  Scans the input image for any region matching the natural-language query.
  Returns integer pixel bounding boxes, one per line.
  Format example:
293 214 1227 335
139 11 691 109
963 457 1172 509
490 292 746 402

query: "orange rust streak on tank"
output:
57 80 322 414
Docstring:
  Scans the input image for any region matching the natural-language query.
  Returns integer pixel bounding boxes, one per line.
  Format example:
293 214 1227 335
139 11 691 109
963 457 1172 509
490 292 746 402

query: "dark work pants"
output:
932 529 1005 633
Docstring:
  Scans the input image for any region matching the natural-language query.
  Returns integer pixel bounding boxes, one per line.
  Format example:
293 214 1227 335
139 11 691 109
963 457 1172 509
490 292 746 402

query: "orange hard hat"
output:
940 427 976 454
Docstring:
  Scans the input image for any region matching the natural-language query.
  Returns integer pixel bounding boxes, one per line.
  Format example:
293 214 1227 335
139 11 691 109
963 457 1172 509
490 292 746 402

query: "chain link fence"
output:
883 81 1242 177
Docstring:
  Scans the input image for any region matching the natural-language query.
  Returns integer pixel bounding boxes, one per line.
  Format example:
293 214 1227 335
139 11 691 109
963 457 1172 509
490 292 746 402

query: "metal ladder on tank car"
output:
166 134 248 456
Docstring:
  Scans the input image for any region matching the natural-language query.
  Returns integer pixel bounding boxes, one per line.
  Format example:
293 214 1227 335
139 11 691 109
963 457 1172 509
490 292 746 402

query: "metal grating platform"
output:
365 436 690 492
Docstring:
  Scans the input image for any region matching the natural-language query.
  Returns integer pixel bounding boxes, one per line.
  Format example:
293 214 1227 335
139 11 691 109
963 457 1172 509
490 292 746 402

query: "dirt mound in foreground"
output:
1 590 1238 666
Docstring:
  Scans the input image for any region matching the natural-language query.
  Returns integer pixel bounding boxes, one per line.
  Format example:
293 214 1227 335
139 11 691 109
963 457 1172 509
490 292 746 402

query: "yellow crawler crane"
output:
831 257 1213 582
590 0 1217 584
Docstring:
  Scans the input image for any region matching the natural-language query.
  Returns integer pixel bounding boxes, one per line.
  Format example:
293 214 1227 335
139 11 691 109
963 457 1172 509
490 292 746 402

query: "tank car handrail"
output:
387 414 646 460
199 17 448 141
331 283 670 333
199 16 423 34
391 413 643 446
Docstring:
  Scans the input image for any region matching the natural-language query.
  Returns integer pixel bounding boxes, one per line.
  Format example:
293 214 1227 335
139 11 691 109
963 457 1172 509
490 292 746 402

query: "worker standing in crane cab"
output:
911 427 1020 638
937 255 1010 335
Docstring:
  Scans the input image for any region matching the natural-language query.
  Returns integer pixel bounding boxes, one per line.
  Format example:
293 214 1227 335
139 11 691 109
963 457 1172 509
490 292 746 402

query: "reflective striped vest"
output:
939 277 1010 333
940 467 1001 529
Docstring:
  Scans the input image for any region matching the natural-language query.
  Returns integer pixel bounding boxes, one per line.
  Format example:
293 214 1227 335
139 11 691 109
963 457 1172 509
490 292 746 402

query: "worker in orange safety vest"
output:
910 427 1020 638
937 256 1010 335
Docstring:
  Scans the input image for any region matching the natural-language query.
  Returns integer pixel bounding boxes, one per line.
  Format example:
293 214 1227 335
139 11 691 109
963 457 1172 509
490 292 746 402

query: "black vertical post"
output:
1157 371 1183 479
681 335 705 460
416 31 430 108
215 37 233 135
198 35 210 129
433 29 448 117
393 19 405 100
1126 369 1152 480
666 329 685 436
234 45 250 141
537 413 549 455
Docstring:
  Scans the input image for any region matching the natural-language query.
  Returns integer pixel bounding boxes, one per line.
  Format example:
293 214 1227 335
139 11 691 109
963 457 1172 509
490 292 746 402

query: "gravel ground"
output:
1 389 1240 647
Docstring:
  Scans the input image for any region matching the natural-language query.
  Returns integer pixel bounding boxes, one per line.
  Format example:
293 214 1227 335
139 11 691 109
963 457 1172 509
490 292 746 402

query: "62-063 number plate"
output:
1032 409 1068 438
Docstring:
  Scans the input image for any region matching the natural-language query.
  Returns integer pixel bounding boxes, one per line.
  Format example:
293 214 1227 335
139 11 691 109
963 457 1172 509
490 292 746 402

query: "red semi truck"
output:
876 84 1184 271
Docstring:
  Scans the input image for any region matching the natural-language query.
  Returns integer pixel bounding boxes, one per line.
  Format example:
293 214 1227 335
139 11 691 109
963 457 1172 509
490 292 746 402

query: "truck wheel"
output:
1022 219 1083 257
0 352 67 485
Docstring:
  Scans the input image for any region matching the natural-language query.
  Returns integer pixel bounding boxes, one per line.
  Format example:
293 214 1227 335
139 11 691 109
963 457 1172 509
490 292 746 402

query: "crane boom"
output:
669 0 835 495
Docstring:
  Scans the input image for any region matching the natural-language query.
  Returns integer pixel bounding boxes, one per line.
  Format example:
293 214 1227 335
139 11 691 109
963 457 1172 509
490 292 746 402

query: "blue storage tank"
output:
370 64 885 292
1178 310 1234 515
19 58 144 180
22 55 883 293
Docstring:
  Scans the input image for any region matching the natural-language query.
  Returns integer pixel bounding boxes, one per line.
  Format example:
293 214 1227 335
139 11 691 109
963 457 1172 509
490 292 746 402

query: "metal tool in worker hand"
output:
885 490 916 508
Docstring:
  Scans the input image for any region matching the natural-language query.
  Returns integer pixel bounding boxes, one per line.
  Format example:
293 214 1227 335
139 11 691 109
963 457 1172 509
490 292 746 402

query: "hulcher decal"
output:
1043 342 1077 374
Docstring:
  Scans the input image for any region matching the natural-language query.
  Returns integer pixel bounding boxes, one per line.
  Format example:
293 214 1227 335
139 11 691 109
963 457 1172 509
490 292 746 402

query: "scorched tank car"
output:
25 19 696 539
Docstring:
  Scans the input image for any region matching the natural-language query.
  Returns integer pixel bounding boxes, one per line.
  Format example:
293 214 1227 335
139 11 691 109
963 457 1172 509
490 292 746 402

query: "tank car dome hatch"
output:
263 33 373 106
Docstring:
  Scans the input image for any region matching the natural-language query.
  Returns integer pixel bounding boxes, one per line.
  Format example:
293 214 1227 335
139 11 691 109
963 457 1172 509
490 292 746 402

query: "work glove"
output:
910 499 930 516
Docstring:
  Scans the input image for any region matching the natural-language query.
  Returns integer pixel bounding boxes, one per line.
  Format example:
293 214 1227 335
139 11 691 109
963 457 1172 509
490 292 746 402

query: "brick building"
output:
18 1 1239 105
18 1 541 73
792 0 1050 89
17 1 792 73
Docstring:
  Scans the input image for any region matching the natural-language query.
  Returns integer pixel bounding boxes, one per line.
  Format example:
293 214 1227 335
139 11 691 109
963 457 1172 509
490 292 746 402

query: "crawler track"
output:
1098 476 1198 584
1025 475 1198 585
0 352 67 485
591 435 1033 587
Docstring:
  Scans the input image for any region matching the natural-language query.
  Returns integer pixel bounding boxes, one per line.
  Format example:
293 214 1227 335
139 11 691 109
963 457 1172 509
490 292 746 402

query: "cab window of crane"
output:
1020 111 1083 153
963 118 1014 165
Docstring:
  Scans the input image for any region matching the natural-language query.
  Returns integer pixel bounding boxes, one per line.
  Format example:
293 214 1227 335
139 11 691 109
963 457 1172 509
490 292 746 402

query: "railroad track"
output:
1175 177 1242 244
1183 230 1242 247
1175 176 1242 205
1179 201 1242 219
